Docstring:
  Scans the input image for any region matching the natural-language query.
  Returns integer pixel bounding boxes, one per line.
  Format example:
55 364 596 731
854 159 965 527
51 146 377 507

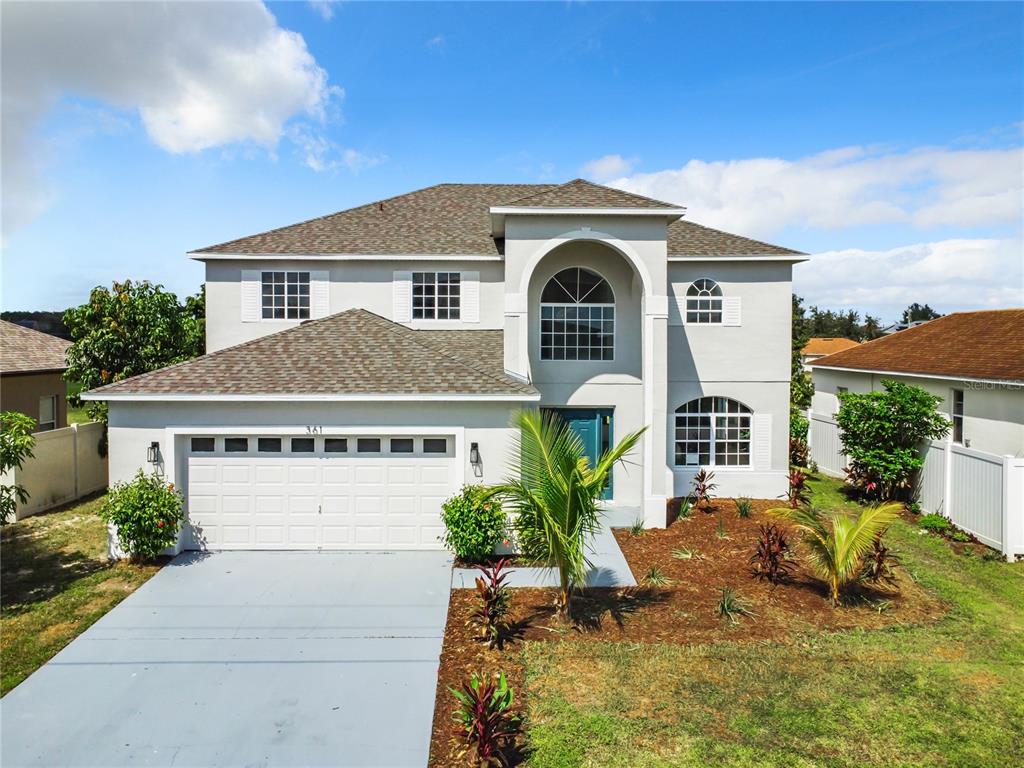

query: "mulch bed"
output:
427 499 948 766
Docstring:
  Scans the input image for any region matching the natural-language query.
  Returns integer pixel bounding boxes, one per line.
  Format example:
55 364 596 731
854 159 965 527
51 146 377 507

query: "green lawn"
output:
1 494 160 695
522 475 1024 767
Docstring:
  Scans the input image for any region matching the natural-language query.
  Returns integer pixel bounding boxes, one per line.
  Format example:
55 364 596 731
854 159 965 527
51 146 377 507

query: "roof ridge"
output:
499 178 681 209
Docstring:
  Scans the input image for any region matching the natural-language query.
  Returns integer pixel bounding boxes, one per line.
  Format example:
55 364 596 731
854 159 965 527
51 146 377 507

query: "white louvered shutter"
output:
393 271 412 322
461 271 480 323
753 413 772 470
723 296 742 326
310 270 330 319
241 270 261 322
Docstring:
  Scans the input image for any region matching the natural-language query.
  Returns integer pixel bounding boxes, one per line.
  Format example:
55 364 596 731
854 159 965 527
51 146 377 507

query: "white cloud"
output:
606 144 1023 238
309 1 338 21
1 1 345 236
581 154 637 183
426 34 446 49
795 238 1024 321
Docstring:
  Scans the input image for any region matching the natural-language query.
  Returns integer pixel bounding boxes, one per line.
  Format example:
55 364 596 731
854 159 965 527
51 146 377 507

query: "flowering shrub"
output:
440 485 507 563
100 470 184 561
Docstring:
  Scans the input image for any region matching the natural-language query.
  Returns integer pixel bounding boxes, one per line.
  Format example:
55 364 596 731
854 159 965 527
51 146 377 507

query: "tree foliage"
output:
793 294 886 343
64 281 204 422
100 470 185 561
835 380 950 499
0 412 36 524
901 302 941 324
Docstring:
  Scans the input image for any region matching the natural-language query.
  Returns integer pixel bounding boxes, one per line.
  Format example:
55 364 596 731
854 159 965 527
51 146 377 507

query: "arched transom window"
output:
686 279 723 324
540 267 615 361
674 397 752 467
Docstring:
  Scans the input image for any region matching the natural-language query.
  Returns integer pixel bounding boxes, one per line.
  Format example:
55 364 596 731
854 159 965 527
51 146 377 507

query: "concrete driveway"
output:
1 550 453 767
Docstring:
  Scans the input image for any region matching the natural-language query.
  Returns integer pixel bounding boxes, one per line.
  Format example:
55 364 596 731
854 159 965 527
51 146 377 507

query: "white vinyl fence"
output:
808 412 1024 561
2 422 108 520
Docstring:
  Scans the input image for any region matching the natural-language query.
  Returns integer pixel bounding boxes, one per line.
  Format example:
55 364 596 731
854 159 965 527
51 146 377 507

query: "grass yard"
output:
520 475 1024 767
1 493 160 695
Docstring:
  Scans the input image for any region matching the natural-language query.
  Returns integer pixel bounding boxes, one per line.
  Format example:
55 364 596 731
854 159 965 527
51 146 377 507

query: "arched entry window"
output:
686 279 723 324
674 397 752 467
540 267 615 361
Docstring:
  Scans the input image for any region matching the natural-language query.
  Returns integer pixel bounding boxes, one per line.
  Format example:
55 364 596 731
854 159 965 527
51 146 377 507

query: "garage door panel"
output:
254 464 285 484
354 526 384 546
321 495 349 514
322 466 351 485
387 466 417 485
190 464 218 484
221 526 253 546
420 465 451 485
253 495 283 514
320 526 351 546
288 465 318 484
355 465 384 485
387 526 418 546
222 465 252 484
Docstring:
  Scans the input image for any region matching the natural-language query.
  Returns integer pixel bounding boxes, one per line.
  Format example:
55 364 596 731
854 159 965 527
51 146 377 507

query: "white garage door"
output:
185 435 457 550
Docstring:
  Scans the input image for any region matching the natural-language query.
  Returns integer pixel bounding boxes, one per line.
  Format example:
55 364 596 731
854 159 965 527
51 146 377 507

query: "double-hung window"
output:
540 267 615 361
413 272 460 320
674 397 752 467
951 389 964 444
38 395 56 431
261 271 310 320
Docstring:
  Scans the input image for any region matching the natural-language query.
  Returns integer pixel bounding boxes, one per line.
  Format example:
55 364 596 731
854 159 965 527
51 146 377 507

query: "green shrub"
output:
918 513 951 533
1 411 36 524
790 406 809 441
100 470 184 561
440 485 507 562
735 497 753 518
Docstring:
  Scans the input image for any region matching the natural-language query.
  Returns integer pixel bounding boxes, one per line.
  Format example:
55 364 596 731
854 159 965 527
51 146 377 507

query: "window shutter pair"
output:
393 270 479 323
241 270 330 322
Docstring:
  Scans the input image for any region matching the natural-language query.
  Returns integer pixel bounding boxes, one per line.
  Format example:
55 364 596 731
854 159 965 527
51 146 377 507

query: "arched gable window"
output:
540 267 615 361
686 279 722 324
674 396 752 467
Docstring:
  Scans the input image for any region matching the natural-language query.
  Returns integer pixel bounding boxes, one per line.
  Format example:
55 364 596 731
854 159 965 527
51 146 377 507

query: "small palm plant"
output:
691 469 717 512
769 503 902 605
491 410 644 619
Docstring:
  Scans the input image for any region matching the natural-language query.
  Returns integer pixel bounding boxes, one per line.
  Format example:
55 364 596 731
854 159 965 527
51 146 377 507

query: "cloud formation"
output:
1 1 342 236
600 144 1023 238
581 154 636 183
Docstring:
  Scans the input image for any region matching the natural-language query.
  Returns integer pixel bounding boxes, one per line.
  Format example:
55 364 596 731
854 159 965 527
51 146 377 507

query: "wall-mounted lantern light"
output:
147 442 161 465
469 442 480 465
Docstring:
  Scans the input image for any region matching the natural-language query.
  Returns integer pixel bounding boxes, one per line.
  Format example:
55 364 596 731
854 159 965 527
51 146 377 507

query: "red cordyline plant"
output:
786 469 809 509
691 469 717 512
450 671 516 767
750 523 795 585
469 557 512 649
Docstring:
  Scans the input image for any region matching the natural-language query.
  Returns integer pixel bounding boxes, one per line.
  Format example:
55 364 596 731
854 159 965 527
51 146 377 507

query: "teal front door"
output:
546 408 614 499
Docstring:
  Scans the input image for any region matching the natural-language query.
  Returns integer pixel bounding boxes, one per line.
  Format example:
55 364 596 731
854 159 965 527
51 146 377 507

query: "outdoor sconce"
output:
469 442 480 465
147 442 161 465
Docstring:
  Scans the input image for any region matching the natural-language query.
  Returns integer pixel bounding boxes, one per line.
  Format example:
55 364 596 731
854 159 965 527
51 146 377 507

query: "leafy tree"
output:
1 412 37 524
64 280 204 422
835 380 950 499
492 410 644 619
901 303 941 324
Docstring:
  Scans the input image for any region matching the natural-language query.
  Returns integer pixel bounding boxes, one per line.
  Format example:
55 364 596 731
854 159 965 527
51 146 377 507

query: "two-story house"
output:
84 180 805 553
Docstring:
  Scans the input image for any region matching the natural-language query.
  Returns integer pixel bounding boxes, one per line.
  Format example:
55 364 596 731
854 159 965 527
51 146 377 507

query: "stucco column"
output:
503 292 529 379
643 295 670 526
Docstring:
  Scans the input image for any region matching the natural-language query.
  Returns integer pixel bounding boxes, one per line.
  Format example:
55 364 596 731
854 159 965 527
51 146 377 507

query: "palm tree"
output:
492 410 645 619
769 503 902 605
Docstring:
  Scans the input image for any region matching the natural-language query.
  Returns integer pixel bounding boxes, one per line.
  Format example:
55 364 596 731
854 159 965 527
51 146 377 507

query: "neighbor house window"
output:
413 272 460 320
261 271 310 320
37 395 56 431
685 279 723 324
540 267 615 361
951 389 964 444
674 397 752 467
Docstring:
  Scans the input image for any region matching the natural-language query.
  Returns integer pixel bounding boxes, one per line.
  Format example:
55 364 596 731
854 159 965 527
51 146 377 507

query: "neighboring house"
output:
801 337 859 371
83 179 806 553
809 309 1024 457
881 319 928 335
0 320 71 432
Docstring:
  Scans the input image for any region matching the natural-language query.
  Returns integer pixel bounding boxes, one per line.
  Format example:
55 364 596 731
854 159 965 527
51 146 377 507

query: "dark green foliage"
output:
901 303 941 323
0 412 36 524
790 406 810 441
716 587 755 625
628 518 645 537
450 671 516 767
100 470 184 561
645 567 671 586
441 485 507 563
918 513 951 533
64 280 204 423
835 380 950 499
735 497 753 518
469 558 513 649
750 523 795 585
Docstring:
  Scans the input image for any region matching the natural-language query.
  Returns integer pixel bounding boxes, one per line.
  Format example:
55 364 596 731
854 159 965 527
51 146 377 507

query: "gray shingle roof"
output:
0 320 71 374
85 310 537 399
193 181 802 257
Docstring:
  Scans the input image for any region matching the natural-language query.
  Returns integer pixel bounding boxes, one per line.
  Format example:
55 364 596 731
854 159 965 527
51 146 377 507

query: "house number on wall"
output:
306 425 323 434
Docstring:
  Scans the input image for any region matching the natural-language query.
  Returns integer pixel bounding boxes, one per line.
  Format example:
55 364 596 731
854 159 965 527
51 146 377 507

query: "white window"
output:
413 272 461 320
540 267 615 361
686 279 723 324
38 395 56 431
674 397 752 467
261 271 310 320
951 389 964 444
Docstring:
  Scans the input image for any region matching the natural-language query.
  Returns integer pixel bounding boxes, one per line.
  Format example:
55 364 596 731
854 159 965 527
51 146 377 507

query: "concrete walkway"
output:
1 550 453 768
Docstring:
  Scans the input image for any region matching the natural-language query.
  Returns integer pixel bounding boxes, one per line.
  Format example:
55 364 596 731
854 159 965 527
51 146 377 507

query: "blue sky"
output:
2 1 1022 321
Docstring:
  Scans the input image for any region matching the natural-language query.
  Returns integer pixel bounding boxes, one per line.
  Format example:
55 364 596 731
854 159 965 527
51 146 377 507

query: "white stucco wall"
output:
203 259 506 352
811 368 1024 457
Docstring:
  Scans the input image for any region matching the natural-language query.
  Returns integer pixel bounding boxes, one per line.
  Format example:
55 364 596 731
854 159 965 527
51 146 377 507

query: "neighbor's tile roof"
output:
86 310 537 398
499 178 679 209
193 181 802 257
0 320 71 374
802 337 861 357
810 310 1024 383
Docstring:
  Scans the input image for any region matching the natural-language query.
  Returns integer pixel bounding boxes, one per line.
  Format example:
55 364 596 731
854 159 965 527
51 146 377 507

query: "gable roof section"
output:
0 320 71 374
810 310 1024 383
83 309 537 400
803 337 861 357
192 182 802 258
497 178 679 209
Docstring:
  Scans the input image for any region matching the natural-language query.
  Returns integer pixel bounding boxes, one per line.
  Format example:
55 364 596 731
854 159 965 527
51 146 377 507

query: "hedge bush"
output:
101 470 184 561
440 484 507 562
